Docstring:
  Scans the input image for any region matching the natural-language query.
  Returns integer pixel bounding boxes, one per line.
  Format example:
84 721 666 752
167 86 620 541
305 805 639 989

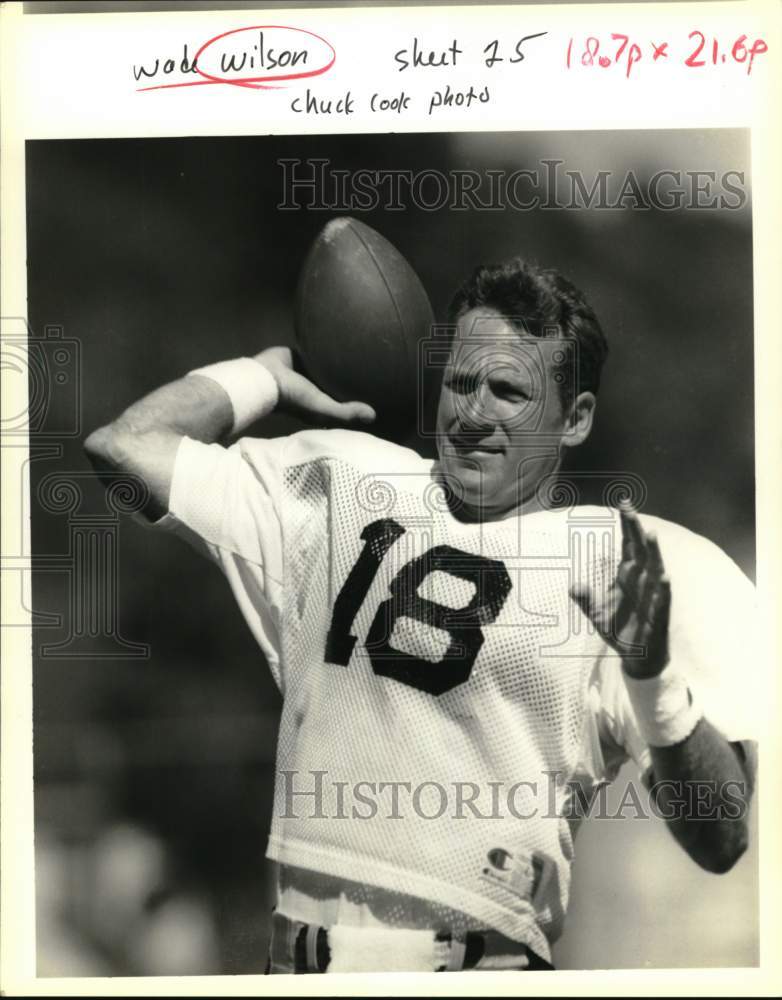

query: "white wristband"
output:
188 358 279 435
624 665 703 748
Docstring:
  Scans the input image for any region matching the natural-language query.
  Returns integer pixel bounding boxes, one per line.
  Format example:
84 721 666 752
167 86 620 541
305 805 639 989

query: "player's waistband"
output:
267 911 554 973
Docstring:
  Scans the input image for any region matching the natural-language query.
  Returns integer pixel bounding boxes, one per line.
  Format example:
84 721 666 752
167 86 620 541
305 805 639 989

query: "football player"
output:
84 258 757 973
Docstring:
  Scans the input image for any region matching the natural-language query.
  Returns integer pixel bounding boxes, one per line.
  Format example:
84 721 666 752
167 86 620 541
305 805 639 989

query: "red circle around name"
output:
194 24 336 89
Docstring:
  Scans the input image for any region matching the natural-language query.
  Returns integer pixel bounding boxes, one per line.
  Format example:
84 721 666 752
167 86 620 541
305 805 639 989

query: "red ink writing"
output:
684 31 768 75
134 25 336 92
566 29 768 78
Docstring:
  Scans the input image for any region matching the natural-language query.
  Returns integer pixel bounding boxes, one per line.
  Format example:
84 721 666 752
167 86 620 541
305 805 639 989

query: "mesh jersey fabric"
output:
150 428 758 961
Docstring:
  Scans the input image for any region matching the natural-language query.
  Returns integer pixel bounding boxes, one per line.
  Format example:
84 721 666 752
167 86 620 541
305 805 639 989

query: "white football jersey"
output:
151 428 757 961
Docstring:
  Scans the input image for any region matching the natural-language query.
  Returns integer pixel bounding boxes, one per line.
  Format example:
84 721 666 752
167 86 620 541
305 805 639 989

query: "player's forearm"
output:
84 347 372 519
83 373 236 517
87 372 234 455
648 719 754 874
84 352 285 518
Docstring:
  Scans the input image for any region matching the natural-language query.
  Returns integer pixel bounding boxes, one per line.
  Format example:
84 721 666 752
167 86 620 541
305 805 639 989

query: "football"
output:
294 217 434 439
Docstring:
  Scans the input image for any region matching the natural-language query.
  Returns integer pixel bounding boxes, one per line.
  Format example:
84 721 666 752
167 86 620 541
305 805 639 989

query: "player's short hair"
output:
447 258 609 410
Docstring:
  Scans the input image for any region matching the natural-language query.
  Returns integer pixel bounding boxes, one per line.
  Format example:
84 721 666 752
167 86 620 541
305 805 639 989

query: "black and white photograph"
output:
1 1 780 994
22 127 758 975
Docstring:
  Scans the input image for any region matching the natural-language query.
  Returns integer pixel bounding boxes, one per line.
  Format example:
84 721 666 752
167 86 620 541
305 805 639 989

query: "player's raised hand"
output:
569 501 671 679
255 346 376 427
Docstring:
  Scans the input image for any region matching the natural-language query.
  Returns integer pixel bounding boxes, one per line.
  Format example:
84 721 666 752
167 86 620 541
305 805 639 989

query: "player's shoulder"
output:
628 509 752 592
277 428 430 475
567 505 730 551
561 505 751 581
636 511 738 565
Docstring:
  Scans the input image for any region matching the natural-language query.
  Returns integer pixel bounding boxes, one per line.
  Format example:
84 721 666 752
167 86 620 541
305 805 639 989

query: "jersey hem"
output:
266 834 552 963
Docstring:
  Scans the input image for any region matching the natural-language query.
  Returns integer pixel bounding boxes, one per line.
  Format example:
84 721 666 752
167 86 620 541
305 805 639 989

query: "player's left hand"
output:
569 501 671 679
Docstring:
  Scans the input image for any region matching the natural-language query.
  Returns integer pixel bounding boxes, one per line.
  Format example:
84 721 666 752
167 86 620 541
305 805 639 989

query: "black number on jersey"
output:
325 519 405 666
325 518 512 695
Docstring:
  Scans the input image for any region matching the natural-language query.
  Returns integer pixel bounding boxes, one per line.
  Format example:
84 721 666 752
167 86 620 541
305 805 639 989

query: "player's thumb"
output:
314 396 376 426
333 400 377 425
282 371 376 426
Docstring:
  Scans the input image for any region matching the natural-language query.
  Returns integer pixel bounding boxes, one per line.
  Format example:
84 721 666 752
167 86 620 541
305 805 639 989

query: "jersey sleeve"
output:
593 524 759 781
143 434 287 687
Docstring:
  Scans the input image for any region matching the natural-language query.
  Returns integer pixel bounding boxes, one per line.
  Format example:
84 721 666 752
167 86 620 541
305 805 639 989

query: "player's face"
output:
435 309 578 520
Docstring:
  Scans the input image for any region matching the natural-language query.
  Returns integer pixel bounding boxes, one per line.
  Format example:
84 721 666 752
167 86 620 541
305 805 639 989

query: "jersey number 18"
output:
325 518 512 695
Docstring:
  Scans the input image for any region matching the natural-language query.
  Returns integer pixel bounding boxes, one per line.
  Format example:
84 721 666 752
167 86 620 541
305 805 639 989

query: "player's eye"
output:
445 372 480 395
492 379 531 401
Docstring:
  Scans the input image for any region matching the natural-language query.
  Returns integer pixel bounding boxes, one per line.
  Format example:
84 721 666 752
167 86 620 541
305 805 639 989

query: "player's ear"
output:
561 391 596 449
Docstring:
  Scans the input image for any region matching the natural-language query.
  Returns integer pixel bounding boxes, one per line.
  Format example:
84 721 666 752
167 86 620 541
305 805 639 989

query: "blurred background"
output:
24 129 756 975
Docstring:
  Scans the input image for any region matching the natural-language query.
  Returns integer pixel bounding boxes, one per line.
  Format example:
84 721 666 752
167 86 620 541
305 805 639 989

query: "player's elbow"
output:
84 423 122 470
716 824 749 873
83 421 143 473
692 822 749 874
